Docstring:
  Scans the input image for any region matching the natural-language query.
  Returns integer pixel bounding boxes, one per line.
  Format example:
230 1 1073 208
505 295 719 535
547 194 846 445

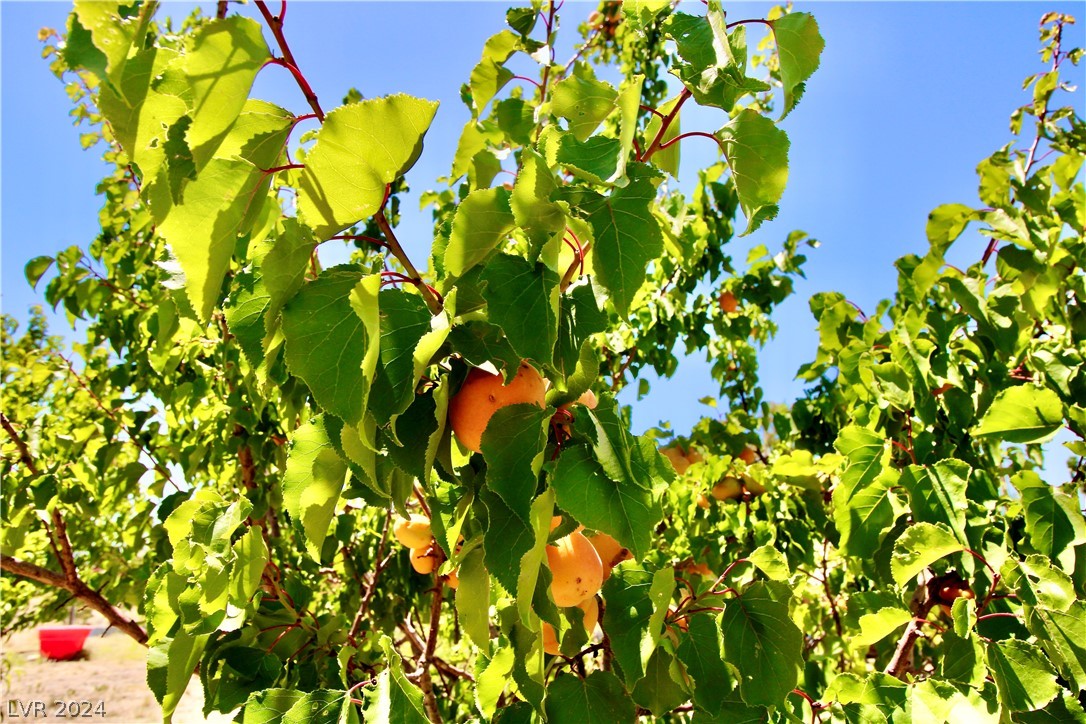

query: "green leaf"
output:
551 444 661 562
852 607 912 648
24 256 55 289
1012 695 1086 723
476 648 516 719
230 527 268 604
835 472 897 558
644 92 683 178
481 405 551 521
517 489 556 627
511 149 566 251
987 639 1061 712
147 631 210 723
283 691 356 724
748 545 790 581
456 547 491 650
901 460 971 544
717 109 790 235
1003 554 1076 611
824 672 907 720
677 614 739 715
770 12 824 119
925 203 978 254
891 522 964 586
583 173 664 315
622 0 670 33
239 689 306 724
550 69 618 142
545 671 636 723
542 129 625 187
555 281 608 378
282 415 349 560
479 489 535 595
158 156 274 321
833 426 896 557
1026 602 1086 693
370 290 435 425
973 386 1065 444
469 31 519 115
70 1 156 89
282 270 380 425
720 582 802 707
298 96 439 239
631 648 688 717
601 567 659 684
665 8 769 112
941 632 987 688
364 636 430 723
180 17 270 169
480 254 559 364
1014 472 1086 564
444 187 515 279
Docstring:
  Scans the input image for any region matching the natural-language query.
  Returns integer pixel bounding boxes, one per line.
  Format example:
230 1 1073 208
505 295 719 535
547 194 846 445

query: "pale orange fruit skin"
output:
711 476 743 501
393 514 432 549
410 546 436 574
542 597 599 655
719 290 738 314
696 493 711 510
547 531 604 607
587 532 632 581
662 446 690 475
738 446 758 464
449 362 546 453
542 621 560 655
445 568 459 590
577 390 598 409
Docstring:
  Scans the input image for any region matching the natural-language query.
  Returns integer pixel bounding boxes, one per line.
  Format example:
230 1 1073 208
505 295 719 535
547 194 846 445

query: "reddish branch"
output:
0 413 148 645
640 88 692 161
885 594 935 679
255 0 442 314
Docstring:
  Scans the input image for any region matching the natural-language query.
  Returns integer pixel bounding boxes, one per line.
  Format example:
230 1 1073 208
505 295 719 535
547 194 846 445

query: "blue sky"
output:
2 2 1084 439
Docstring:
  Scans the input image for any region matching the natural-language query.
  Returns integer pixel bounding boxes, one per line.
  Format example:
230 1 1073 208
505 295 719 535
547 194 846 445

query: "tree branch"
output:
1 413 148 644
1 554 148 645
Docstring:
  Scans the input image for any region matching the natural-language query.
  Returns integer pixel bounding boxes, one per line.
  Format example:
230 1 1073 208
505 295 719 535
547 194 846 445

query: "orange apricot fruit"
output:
547 530 604 607
449 362 546 453
409 546 436 575
711 476 743 501
393 514 432 549
587 531 632 581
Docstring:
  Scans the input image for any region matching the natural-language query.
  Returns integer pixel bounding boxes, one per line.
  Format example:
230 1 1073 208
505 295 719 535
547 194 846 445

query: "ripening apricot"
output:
696 493 711 510
541 597 599 655
409 546 436 574
743 474 766 495
547 530 604 607
577 390 598 409
541 620 560 655
448 362 547 453
587 532 631 581
686 448 704 465
685 562 714 578
711 476 743 501
719 290 739 314
445 568 459 590
662 446 690 475
393 514 432 549
738 446 758 464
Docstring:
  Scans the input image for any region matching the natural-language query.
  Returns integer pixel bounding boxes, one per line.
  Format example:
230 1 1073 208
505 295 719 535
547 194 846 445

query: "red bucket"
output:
38 626 93 660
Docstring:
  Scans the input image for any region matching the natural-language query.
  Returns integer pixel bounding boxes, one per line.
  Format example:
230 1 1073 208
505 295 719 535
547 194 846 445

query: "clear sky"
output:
2 2 1084 438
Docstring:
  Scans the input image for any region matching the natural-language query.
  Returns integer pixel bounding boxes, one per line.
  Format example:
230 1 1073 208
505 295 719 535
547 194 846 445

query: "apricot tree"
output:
1 1 1084 722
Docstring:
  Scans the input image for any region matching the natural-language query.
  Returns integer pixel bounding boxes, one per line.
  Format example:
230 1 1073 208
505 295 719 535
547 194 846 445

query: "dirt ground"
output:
1 619 233 724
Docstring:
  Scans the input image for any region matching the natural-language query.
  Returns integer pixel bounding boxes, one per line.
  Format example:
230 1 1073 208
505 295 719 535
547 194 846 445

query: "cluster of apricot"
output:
543 519 630 655
663 442 767 507
393 514 458 589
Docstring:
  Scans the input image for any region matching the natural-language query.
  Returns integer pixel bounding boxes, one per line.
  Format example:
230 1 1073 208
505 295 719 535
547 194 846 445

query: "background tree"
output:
1 1 1083 722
